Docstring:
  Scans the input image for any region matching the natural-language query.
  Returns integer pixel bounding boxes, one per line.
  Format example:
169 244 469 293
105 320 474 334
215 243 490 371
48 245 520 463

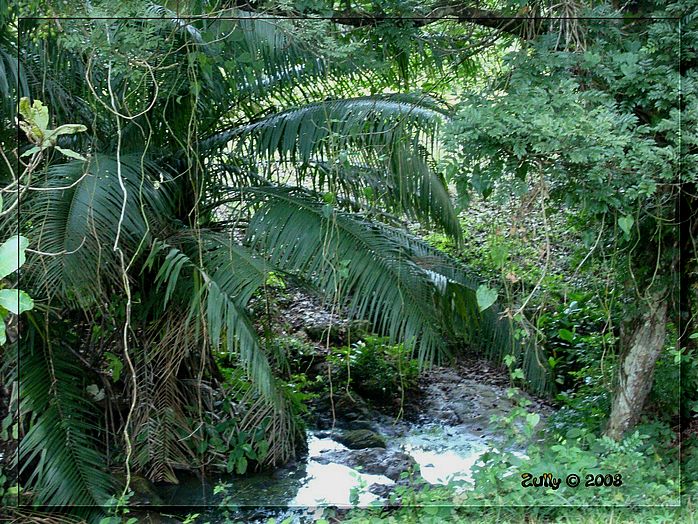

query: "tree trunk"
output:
605 298 668 440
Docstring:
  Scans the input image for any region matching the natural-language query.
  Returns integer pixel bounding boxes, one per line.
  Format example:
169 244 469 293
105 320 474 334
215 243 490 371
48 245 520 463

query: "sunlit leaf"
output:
0 235 29 279
0 289 33 314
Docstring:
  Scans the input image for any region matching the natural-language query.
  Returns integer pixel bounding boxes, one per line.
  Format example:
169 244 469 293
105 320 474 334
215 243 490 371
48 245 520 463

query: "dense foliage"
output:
0 0 695 522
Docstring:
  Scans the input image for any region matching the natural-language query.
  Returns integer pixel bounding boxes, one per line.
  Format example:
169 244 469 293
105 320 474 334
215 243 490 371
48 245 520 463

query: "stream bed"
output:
156 365 550 523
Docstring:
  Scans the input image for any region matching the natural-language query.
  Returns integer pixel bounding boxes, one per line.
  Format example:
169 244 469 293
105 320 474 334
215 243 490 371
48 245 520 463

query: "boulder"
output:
347 448 416 481
334 393 370 421
336 429 386 449
314 447 416 481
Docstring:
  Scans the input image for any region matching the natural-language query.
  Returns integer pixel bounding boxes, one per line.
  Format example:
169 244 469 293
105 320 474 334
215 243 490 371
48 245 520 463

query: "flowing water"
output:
156 367 549 523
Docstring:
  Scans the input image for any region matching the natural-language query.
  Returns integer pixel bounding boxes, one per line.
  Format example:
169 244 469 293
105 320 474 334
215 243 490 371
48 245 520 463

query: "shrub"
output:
328 336 420 406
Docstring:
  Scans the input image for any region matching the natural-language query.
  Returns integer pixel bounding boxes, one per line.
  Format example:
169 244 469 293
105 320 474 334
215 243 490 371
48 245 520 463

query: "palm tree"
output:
2 3 548 515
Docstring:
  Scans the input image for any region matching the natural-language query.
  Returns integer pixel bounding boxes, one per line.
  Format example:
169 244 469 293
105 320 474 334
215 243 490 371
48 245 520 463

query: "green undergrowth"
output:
335 353 690 523
336 505 695 524
327 336 420 408
338 405 686 524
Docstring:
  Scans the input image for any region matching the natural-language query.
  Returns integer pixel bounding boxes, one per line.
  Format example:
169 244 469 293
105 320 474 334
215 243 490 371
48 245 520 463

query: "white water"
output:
290 435 394 507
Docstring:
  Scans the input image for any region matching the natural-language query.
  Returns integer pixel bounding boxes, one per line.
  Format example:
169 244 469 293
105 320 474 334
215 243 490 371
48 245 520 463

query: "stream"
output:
156 365 550 523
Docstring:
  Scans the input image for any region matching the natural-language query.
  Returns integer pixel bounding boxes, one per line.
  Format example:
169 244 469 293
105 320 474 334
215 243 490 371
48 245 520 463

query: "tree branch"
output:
331 5 538 37
236 3 541 39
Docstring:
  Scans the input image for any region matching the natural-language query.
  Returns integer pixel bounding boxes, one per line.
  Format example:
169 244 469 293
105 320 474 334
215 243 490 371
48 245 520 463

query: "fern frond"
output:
17 329 113 510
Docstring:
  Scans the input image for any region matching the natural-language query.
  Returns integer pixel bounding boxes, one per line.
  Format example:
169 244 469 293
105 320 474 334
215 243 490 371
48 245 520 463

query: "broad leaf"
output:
0 235 29 279
54 145 87 161
0 288 34 314
476 284 498 312
618 215 634 237
19 145 41 157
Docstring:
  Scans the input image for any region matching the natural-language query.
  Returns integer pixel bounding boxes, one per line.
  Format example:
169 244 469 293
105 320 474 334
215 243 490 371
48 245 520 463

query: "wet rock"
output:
348 419 374 430
368 483 393 498
310 391 373 430
336 429 386 449
351 448 410 479
125 475 164 506
380 452 417 481
314 447 416 481
334 392 370 421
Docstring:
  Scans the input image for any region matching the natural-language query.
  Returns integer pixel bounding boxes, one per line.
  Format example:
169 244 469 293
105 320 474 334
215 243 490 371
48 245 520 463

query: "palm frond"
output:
16 325 113 511
0 46 28 122
223 11 330 102
206 94 459 238
272 148 461 239
208 94 446 156
245 186 451 366
132 310 199 484
22 154 175 308
146 232 282 407
381 226 552 395
145 232 298 463
244 186 550 392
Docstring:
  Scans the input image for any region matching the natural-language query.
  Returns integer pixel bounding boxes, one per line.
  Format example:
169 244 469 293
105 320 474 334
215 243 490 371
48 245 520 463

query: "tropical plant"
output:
2 1 538 517
0 233 33 345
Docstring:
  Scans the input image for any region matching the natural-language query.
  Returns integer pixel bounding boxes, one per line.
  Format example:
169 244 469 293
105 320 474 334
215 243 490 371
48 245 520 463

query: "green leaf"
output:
476 284 497 312
526 413 540 428
18 97 49 135
490 244 508 268
237 52 253 63
44 124 88 143
558 328 574 342
18 97 31 121
0 235 29 279
104 352 123 382
86 384 105 401
257 440 269 461
618 215 634 237
0 322 5 345
54 146 87 161
236 456 248 475
0 289 34 315
19 146 41 157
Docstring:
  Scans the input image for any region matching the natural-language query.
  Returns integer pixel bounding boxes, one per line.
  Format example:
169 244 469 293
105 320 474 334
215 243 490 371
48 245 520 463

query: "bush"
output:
328 336 420 406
